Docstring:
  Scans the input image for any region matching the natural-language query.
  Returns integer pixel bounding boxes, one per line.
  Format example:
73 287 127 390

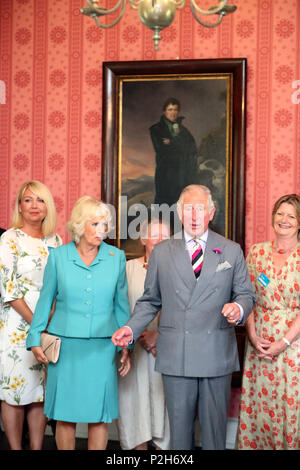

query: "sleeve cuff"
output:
124 325 134 344
26 332 41 351
234 302 244 325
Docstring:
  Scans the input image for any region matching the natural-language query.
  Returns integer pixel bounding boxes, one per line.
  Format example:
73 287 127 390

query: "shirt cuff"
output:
124 325 134 344
234 302 244 325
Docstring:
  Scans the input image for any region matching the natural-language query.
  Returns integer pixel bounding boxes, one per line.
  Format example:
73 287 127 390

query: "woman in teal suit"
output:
26 196 131 450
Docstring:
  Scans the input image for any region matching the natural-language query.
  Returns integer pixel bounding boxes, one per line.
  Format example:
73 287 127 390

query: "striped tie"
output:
192 242 203 280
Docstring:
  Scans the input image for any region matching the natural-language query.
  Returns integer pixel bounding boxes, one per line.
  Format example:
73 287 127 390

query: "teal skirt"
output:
44 337 119 423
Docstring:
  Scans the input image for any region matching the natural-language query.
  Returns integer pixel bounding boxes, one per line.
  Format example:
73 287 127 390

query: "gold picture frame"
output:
102 59 247 259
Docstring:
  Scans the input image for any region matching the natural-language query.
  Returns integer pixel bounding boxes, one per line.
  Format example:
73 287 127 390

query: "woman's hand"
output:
249 334 272 355
118 349 131 377
256 339 287 360
139 330 158 356
31 346 49 364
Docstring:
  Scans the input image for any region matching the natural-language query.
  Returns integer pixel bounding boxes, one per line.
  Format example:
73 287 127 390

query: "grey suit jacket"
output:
127 229 255 378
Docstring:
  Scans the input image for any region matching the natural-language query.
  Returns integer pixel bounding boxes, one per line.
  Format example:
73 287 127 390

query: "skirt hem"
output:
44 412 119 424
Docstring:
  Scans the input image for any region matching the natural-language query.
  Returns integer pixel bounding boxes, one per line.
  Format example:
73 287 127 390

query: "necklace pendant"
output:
273 240 297 255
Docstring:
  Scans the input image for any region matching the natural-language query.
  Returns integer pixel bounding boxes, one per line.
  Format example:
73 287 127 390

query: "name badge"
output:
258 273 270 287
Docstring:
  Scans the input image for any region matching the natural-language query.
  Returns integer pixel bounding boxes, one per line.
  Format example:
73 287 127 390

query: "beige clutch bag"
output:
41 332 61 363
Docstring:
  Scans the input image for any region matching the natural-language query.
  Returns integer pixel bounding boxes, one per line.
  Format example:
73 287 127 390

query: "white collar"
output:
184 229 209 245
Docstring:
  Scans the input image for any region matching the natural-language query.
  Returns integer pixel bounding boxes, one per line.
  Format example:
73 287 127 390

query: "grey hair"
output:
177 185 215 213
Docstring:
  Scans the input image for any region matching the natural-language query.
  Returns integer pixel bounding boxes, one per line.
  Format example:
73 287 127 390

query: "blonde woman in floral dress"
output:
237 194 300 450
0 181 61 450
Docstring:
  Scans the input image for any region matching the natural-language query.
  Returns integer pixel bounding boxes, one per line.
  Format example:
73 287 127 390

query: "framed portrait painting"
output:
102 59 247 259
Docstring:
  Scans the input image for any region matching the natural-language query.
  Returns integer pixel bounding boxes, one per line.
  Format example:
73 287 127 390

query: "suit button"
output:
85 301 91 306
87 274 91 279
86 314 91 318
86 287 92 292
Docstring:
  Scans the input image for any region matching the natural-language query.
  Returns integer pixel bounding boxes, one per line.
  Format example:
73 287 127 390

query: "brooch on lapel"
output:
109 252 115 256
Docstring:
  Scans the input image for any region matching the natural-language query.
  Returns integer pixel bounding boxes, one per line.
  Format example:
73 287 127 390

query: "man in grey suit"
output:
112 185 255 450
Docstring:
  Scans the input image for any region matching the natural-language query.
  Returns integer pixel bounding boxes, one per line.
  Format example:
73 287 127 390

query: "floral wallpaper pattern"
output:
0 0 299 248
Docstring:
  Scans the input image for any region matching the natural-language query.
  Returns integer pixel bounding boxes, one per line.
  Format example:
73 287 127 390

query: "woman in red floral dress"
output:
237 194 300 450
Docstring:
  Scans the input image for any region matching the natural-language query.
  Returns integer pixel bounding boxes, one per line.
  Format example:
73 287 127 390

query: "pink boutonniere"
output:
212 248 222 254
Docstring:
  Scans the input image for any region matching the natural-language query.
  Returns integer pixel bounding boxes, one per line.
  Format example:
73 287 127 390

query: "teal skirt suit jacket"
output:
27 241 130 423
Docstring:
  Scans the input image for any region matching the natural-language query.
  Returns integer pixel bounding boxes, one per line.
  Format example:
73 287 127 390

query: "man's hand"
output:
221 303 241 325
111 326 133 348
139 330 158 356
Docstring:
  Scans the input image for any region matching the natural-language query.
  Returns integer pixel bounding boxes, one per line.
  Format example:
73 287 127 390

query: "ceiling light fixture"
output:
80 0 237 51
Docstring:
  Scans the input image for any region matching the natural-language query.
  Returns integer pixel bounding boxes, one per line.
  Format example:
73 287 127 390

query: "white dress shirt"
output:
184 229 209 259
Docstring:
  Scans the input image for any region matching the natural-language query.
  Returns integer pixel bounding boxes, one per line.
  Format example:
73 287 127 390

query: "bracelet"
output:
282 337 291 347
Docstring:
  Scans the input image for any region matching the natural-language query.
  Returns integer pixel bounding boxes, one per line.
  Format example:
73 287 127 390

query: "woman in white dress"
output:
117 218 170 450
0 181 61 449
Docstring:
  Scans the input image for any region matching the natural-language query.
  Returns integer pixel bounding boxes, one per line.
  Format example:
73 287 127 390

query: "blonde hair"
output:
177 184 215 213
66 196 113 243
11 180 57 237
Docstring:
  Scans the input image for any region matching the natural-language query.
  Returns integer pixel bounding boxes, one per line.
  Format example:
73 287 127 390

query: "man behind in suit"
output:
112 185 255 450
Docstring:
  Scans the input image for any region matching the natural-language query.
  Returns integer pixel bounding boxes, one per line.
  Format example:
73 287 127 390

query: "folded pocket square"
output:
216 261 232 272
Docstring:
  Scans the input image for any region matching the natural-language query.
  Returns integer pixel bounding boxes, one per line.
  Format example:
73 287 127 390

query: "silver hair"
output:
177 184 215 213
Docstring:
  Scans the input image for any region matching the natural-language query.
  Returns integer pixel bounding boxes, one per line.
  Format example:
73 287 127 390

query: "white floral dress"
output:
0 228 61 405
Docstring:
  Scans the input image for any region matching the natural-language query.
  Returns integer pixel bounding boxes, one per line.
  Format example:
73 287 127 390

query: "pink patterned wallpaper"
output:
0 0 299 249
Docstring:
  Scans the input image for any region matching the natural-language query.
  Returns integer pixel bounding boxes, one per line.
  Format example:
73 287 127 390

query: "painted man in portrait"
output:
150 98 199 207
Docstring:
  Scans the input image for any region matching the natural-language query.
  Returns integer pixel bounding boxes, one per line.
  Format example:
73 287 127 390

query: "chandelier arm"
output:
190 0 227 16
173 0 186 9
128 0 141 10
91 0 125 16
93 0 126 27
87 0 98 7
190 6 224 27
